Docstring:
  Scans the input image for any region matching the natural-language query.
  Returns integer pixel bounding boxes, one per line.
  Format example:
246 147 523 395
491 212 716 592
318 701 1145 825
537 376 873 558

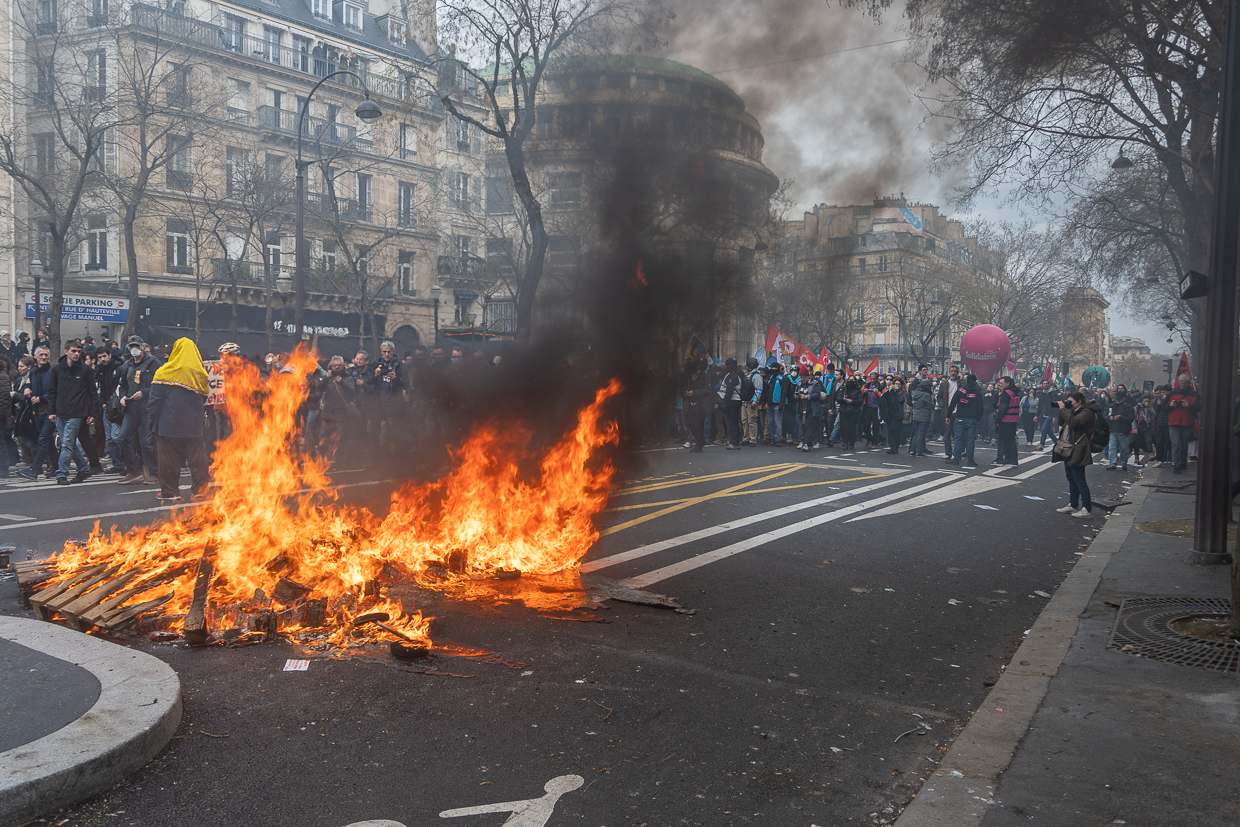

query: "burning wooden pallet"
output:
22 562 176 633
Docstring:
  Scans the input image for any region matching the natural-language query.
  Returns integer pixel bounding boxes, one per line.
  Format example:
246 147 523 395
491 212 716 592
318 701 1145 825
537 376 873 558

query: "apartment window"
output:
453 234 473 258
875 332 886 346
88 0 108 26
547 171 581 209
265 233 283 269
86 215 107 270
293 36 311 73
875 307 887 325
452 172 471 210
227 79 250 121
33 133 55 176
878 255 888 273
397 252 415 295
487 238 514 276
225 230 246 262
36 0 56 33
344 3 362 30
853 333 864 346
547 236 578 269
226 147 250 195
400 123 417 159
224 16 245 52
857 257 866 275
854 306 865 323
455 294 473 325
166 63 190 106
264 153 286 185
486 175 514 214
356 173 372 219
166 219 191 273
456 119 471 152
88 128 115 173
311 0 328 18
398 182 417 226
166 135 192 189
34 62 53 105
86 49 106 101
484 298 516 333
263 27 283 65
321 240 337 273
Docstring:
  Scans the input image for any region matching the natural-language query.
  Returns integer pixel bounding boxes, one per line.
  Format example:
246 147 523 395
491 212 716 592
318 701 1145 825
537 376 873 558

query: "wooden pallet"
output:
23 562 176 632
14 560 57 608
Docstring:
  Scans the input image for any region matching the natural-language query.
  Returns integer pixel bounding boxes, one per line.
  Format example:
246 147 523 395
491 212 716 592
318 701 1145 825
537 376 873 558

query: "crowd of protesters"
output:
671 355 1201 518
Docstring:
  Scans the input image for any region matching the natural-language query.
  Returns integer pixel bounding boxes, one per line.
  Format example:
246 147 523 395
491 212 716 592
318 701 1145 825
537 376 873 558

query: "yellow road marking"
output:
613 463 798 496
602 474 885 512
600 466 804 536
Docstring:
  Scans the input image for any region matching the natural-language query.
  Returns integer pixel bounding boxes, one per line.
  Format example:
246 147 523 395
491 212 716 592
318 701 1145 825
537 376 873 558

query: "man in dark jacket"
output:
146 338 210 502
17 345 55 480
1167 375 1199 474
1035 381 1064 450
680 358 711 452
95 347 126 471
1104 387 1136 471
947 373 983 468
117 336 161 484
45 339 97 484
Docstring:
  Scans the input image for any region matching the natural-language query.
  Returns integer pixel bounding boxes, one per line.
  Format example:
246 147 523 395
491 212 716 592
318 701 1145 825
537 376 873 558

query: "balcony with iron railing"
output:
212 259 391 297
255 105 362 150
130 4 438 109
305 193 372 222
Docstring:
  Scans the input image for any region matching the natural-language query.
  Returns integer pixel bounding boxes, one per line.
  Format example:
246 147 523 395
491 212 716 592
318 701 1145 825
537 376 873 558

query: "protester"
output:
0 354 13 478
947 372 982 469
117 336 161 485
1020 388 1036 444
318 355 357 463
837 376 863 449
1167 375 1199 474
12 355 38 467
908 378 933 457
1052 390 1101 518
741 357 763 446
146 338 211 502
680 358 710 453
45 339 97 485
718 357 744 450
764 360 787 447
879 376 907 455
994 375 1021 465
1103 387 1136 471
936 365 960 458
17 346 54 480
1035 380 1063 450
859 374 882 449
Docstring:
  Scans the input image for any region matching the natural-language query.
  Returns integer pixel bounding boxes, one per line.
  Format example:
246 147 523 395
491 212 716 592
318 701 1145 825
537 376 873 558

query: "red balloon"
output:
959 325 1011 382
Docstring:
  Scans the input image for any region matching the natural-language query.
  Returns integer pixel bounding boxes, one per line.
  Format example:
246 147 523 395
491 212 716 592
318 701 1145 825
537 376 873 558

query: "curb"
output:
894 469 1151 826
0 618 182 827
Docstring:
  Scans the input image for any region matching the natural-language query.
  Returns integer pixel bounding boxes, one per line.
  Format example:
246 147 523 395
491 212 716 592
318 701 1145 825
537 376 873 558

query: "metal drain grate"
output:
1108 597 1240 672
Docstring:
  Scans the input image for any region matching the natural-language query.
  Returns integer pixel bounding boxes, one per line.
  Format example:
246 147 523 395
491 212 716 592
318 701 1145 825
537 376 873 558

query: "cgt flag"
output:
862 357 879 376
1176 351 1194 382
764 323 816 370
1042 361 1054 384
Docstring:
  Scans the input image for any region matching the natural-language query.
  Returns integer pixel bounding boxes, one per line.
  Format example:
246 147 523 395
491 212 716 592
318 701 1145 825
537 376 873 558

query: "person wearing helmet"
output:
741 356 763 446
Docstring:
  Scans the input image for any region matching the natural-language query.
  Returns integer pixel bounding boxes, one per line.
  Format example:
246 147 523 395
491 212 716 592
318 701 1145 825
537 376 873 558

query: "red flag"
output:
819 346 832 370
862 357 879 376
765 323 816 369
1005 358 1017 373
843 363 853 378
1176 351 1194 382
1042 361 1054 383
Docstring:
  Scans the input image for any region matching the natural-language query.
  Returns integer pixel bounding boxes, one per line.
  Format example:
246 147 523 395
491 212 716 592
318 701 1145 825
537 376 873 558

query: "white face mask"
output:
130 347 143 358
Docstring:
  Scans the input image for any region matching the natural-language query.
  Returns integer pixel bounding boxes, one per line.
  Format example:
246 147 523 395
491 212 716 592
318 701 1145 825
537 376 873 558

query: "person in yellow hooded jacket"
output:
146 338 211 503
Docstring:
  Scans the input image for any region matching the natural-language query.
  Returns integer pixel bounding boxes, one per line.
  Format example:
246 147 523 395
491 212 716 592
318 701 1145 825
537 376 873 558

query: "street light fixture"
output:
29 258 43 336
431 282 441 345
294 74 383 339
1111 144 1135 170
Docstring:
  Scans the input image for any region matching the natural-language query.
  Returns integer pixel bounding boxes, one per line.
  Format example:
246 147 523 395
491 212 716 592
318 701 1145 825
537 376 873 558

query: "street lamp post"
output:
431 282 441 346
294 71 382 339
29 259 43 337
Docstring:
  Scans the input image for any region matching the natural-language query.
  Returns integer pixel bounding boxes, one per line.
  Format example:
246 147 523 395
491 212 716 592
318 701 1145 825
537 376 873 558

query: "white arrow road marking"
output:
582 471 935 574
440 775 584 825
846 458 1058 523
0 514 34 521
621 473 955 589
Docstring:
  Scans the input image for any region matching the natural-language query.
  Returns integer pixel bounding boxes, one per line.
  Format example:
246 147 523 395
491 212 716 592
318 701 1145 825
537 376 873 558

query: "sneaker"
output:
142 468 155 484
990 460 1004 466
944 458 959 465
811 443 821 450
1056 505 1076 514
105 466 125 474
962 464 977 470
1105 465 1118 471
725 444 739 450
16 468 37 481
71 470 91 484
1072 509 1092 518
56 477 70 485
1120 465 1129 472
683 441 692 449
156 493 183 504
800 444 810 452
118 473 143 485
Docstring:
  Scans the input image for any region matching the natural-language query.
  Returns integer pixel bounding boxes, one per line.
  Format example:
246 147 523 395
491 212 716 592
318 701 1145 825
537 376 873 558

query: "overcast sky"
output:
654 0 1160 345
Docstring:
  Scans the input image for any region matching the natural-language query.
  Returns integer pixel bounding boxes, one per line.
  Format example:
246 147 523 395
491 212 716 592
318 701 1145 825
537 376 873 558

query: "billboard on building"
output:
24 292 129 323
872 206 924 235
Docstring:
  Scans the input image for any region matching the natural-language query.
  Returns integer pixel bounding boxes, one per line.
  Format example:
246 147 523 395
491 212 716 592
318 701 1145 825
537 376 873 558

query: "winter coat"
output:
1167 389 1200 428
879 388 906 423
996 388 1022 424
1036 388 1063 418
0 369 11 424
681 370 711 406
1056 400 1101 467
937 378 959 412
46 357 98 419
27 362 51 416
319 373 358 421
119 353 161 412
948 381 983 420
1105 397 1136 435
911 388 934 422
838 385 864 419
146 382 206 439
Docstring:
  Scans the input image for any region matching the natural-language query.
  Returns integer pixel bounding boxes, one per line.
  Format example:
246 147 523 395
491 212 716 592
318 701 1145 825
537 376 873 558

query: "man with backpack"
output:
680 358 711 453
947 372 983 469
765 360 788 447
1103 387 1136 471
718 357 745 450
741 357 763 446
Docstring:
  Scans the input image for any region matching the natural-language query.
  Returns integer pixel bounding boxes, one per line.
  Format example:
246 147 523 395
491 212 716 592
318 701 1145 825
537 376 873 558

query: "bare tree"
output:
436 0 662 341
0 6 120 353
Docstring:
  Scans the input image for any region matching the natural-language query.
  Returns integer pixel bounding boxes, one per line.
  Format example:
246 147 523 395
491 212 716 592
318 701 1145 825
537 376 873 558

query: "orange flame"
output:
45 349 623 649
626 260 648 291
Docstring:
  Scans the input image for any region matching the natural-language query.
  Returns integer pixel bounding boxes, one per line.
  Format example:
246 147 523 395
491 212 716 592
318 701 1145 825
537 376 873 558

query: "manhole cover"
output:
1108 597 1240 672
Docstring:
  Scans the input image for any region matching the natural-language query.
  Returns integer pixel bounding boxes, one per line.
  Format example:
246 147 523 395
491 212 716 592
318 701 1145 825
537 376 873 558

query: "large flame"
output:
45 350 622 649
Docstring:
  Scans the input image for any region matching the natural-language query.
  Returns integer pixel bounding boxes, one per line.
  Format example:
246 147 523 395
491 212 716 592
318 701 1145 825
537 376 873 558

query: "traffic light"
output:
1163 358 1174 377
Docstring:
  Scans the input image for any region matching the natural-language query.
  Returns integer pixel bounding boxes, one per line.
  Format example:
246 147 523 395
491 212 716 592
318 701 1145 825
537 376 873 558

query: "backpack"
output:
1089 409 1110 453
740 370 757 402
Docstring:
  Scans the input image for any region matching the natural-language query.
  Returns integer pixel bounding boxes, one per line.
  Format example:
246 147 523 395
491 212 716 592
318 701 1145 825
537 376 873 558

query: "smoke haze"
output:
656 0 958 211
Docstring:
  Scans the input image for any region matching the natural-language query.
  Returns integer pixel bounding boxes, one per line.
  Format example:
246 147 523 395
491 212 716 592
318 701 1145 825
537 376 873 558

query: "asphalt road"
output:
0 435 1133 827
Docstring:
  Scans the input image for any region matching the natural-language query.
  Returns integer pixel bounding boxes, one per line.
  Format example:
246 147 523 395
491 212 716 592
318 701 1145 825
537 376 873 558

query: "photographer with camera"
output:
1051 391 1102 518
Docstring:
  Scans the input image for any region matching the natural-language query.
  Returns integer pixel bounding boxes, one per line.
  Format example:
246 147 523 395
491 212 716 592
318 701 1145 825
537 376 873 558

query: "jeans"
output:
724 404 742 447
1039 415 1058 447
768 404 784 444
996 421 1019 464
1065 464 1091 511
910 421 929 455
952 417 978 463
830 410 842 443
804 412 823 446
1107 431 1131 468
55 417 88 479
0 424 13 477
1169 424 1193 471
32 414 56 474
118 409 158 474
104 418 123 468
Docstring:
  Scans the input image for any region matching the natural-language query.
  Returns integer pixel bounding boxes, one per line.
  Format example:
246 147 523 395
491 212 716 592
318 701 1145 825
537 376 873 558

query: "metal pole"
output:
1190 0 1240 565
295 159 306 339
433 297 439 344
33 272 41 335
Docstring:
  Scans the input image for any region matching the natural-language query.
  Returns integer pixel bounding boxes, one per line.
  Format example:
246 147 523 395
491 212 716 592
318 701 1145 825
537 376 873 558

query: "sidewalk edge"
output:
0 618 182 827
894 472 1150 827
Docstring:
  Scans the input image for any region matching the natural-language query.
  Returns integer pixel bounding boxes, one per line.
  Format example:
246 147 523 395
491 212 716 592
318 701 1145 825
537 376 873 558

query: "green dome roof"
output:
482 54 736 97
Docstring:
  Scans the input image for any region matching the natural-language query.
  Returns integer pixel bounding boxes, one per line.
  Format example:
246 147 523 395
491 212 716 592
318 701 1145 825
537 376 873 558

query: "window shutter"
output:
68 242 82 272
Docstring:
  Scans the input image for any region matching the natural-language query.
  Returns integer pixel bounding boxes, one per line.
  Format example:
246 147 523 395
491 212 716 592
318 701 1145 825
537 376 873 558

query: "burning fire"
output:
44 350 622 649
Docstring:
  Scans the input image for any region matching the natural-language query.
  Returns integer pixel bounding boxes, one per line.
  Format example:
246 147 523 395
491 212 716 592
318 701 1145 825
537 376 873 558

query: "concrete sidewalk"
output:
898 465 1240 826
0 616 182 827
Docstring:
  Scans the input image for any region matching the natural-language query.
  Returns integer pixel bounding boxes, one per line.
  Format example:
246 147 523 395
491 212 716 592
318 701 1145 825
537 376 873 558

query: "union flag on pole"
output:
862 357 879 376
1042 361 1054 383
1176 351 1194 382
764 323 816 370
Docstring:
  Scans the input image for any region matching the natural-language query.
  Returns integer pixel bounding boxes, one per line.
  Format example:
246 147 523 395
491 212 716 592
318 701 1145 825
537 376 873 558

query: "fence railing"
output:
211 259 391 298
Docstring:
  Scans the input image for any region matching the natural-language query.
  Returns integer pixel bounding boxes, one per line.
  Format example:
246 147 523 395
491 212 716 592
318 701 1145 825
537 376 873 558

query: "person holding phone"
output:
1166 375 1199 474
1053 391 1101 518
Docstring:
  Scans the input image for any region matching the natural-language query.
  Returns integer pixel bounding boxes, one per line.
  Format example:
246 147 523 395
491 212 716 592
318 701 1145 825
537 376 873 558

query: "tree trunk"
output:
123 204 141 341
259 219 274 353
506 138 547 343
47 225 66 358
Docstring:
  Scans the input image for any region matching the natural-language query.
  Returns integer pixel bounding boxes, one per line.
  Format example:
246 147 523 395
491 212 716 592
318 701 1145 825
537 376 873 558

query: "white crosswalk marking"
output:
0 514 34 521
